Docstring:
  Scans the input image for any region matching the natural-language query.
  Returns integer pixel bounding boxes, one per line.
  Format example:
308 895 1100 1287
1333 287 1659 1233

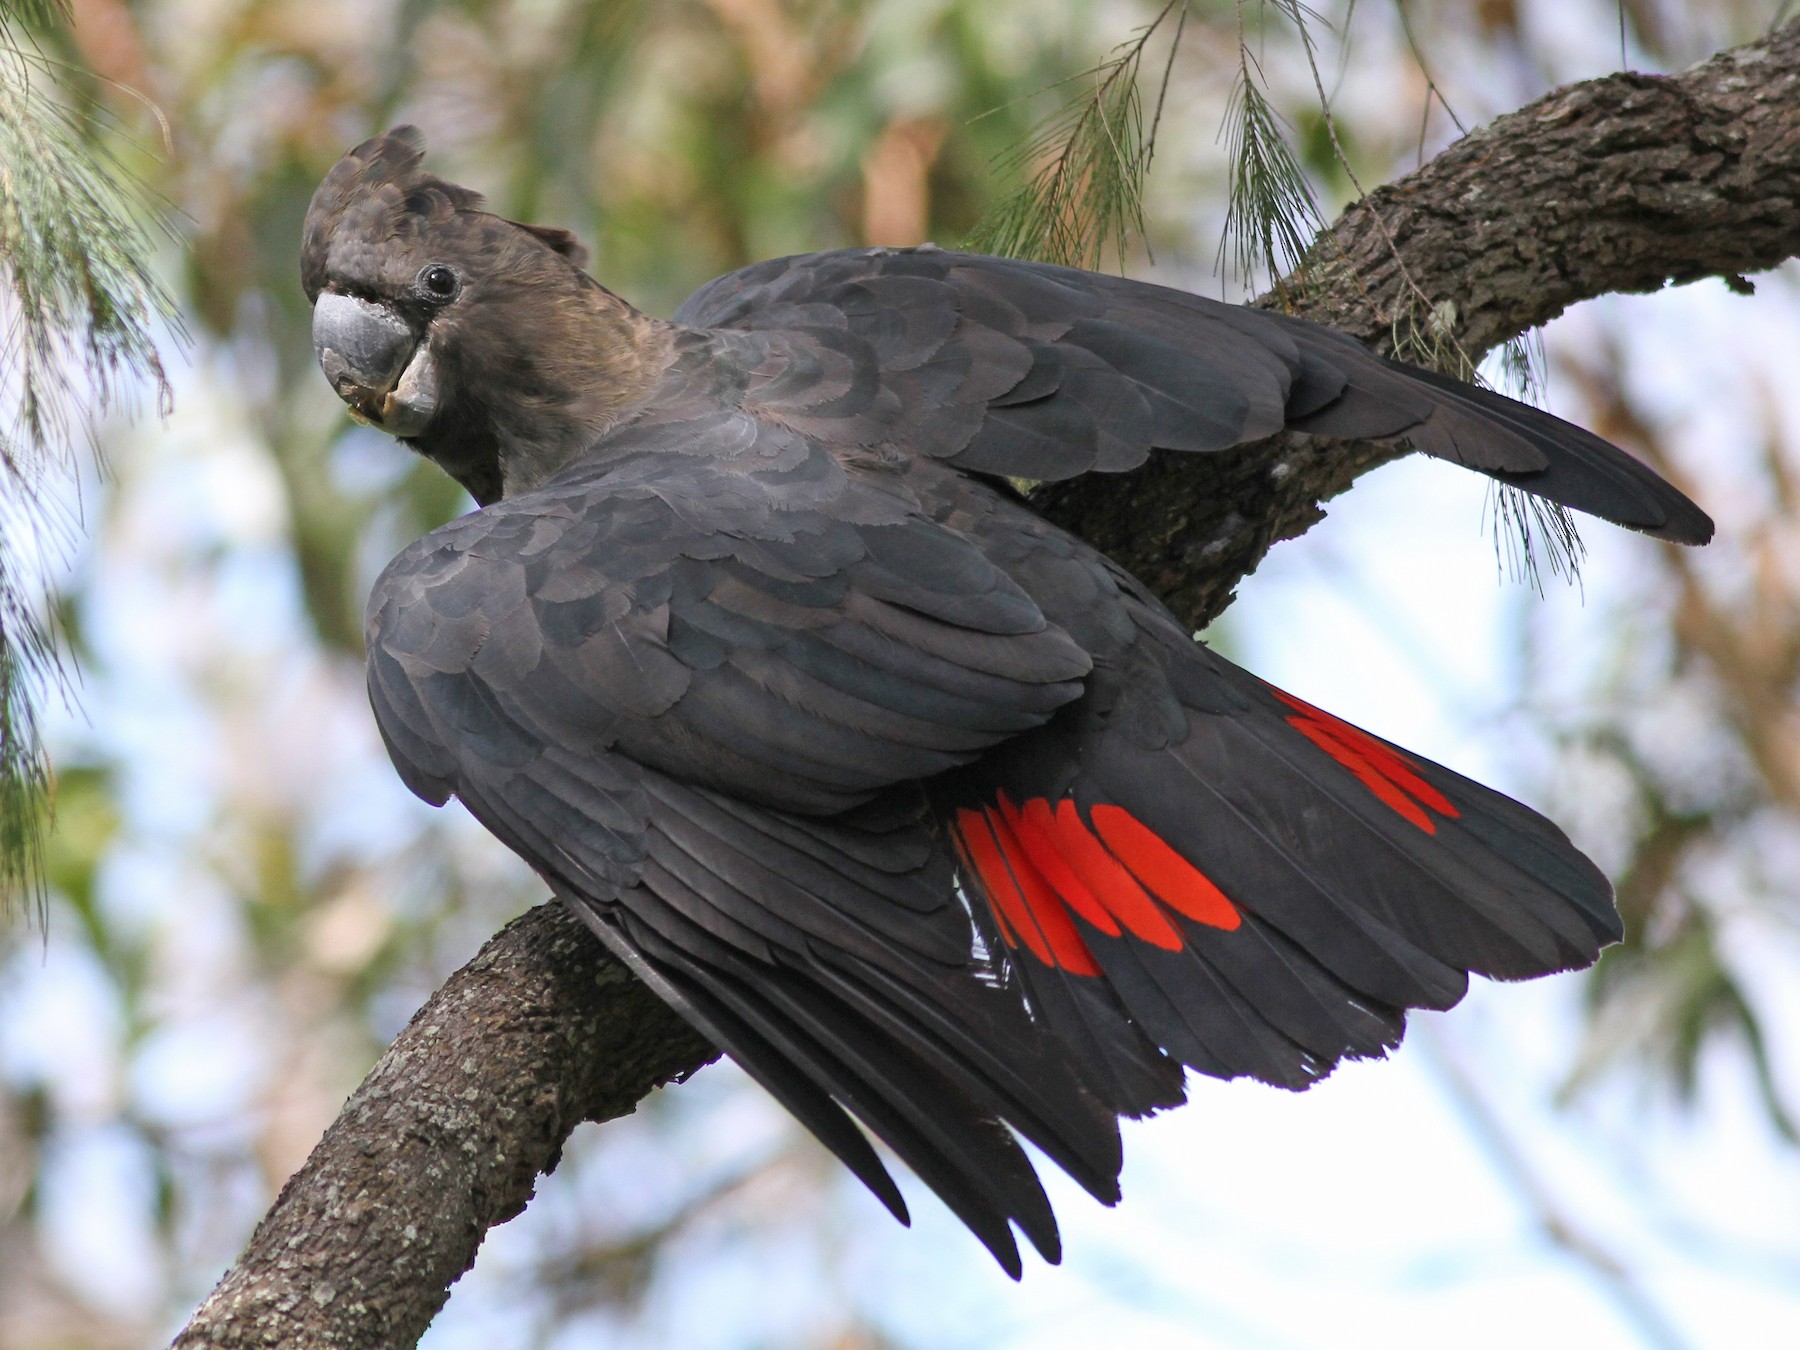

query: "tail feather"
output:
949 793 1408 1089
949 810 1187 1115
601 889 1055 1276
943 643 1619 1093
1179 684 1615 975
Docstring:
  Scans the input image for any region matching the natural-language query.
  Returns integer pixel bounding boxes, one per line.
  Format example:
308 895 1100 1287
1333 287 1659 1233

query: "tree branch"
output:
1038 23 1800 628
173 22 1800 1347
171 905 714 1348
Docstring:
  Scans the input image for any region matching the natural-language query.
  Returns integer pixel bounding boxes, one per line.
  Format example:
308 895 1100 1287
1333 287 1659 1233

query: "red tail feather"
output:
998 796 1120 938
1022 796 1184 949
1267 686 1461 833
950 796 1243 971
953 806 1101 975
1089 805 1240 930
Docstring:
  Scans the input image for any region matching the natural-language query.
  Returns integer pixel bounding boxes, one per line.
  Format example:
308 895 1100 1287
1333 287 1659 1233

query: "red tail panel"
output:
952 807 1100 975
1089 805 1241 930
1268 686 1460 833
953 794 1246 971
1033 798 1183 950
986 808 1101 975
999 794 1123 937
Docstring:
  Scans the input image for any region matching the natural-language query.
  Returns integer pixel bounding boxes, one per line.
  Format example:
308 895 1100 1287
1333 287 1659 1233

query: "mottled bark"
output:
174 23 1800 1348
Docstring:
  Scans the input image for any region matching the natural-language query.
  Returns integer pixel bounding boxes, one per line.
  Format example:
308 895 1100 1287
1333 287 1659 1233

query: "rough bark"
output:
174 23 1800 1348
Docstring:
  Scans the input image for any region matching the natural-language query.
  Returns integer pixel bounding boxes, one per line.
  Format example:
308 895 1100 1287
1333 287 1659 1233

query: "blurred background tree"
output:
2 2 1796 1347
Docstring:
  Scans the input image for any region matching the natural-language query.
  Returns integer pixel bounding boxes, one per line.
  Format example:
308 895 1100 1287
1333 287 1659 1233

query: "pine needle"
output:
0 23 176 910
1486 481 1586 595
1217 43 1323 295
966 0 1189 270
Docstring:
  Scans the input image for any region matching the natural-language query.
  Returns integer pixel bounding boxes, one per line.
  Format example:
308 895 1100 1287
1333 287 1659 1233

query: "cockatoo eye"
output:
418 265 459 299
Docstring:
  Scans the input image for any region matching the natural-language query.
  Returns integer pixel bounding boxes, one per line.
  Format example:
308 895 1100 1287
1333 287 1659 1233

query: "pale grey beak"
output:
312 291 440 437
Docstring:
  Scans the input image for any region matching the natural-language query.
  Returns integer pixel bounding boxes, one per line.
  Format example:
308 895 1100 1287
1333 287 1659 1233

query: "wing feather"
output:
675 246 1710 541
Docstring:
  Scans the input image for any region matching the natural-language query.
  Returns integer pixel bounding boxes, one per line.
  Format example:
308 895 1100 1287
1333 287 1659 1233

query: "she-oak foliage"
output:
0 2 175 908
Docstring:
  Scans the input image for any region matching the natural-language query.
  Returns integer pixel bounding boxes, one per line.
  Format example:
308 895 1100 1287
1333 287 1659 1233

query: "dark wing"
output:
363 449 1140 1276
674 247 1711 544
368 444 1093 818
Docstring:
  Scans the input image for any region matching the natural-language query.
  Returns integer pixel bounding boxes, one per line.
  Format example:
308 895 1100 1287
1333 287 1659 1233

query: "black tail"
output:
563 772 1138 1279
943 639 1620 1099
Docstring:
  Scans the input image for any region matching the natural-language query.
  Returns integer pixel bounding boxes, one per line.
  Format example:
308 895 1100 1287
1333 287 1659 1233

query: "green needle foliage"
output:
0 2 70 28
966 0 1189 270
1219 8 1325 295
0 16 175 909
963 0 1334 305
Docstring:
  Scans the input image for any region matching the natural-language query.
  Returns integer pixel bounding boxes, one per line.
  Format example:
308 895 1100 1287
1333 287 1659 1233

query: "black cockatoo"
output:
301 128 1710 1276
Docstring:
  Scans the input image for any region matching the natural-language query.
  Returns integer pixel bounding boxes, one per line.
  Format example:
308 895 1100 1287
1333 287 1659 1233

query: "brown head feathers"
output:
302 127 672 506
301 126 588 302
302 127 478 301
